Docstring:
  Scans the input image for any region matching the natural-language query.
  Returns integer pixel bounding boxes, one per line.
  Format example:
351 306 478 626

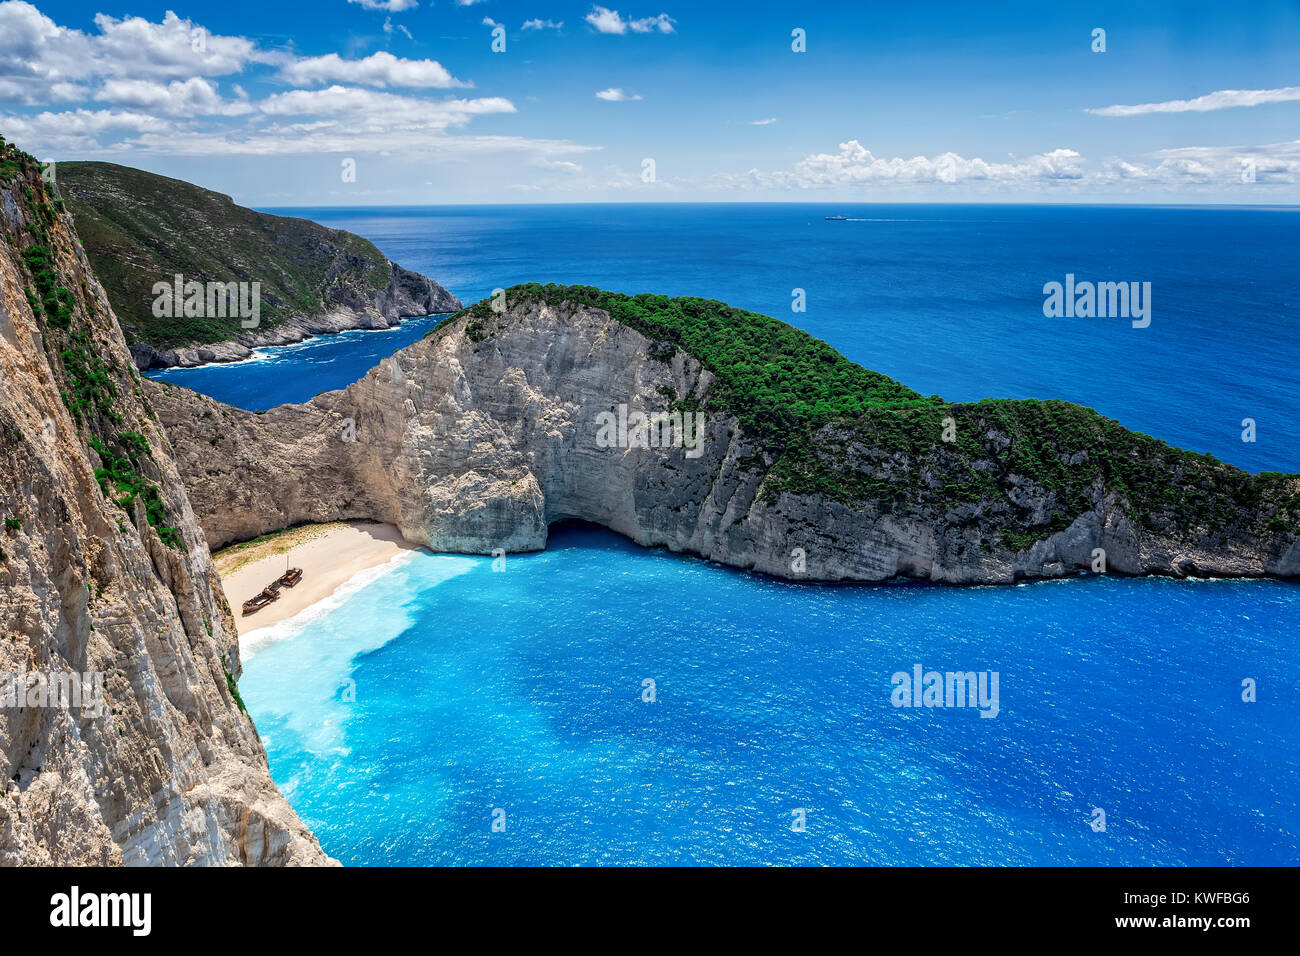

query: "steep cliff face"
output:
58 161 461 369
149 287 1300 584
0 144 332 865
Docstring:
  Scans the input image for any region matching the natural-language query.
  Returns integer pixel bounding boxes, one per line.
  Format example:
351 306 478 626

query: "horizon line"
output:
254 199 1300 211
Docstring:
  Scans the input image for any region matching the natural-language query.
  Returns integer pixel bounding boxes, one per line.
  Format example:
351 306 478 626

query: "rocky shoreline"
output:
148 291 1300 585
128 265 461 370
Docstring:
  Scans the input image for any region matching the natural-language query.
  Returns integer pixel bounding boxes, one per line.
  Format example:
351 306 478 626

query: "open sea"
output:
162 204 1299 865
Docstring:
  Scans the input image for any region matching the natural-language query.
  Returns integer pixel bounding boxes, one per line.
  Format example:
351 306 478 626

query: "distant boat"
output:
824 215 848 221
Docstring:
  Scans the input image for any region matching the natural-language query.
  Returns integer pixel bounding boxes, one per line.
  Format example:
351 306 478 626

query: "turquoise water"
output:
241 525 1299 866
192 203 1300 865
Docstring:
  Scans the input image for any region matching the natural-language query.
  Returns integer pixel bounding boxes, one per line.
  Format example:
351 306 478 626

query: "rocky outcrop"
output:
125 262 458 369
149 292 1300 584
0 145 334 865
57 161 460 370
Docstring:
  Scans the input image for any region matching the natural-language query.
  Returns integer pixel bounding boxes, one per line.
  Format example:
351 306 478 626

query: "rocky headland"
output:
150 284 1300 584
57 161 460 370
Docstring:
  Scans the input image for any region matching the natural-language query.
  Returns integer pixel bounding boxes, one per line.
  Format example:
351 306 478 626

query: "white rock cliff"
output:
0 155 333 865
151 295 1300 584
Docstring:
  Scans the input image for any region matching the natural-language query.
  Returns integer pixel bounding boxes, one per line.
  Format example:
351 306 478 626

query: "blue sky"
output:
2 0 1299 204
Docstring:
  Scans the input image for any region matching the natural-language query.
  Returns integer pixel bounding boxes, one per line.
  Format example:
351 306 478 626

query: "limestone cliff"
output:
0 141 333 864
57 161 461 369
149 285 1300 584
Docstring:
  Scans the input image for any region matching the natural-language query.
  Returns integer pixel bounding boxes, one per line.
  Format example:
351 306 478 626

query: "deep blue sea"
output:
188 204 1298 865
152 203 1300 472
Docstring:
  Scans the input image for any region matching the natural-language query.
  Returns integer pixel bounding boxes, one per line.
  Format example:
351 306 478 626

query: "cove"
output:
239 524 1300 866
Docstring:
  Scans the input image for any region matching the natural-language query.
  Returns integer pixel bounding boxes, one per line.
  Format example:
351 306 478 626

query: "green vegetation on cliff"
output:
449 283 933 434
57 161 397 349
450 283 1299 553
1 139 182 549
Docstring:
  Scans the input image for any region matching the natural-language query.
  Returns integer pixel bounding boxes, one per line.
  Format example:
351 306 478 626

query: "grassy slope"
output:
57 161 393 349
444 284 1300 551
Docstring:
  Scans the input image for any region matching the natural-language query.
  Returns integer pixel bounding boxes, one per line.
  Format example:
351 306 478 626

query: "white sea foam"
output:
240 550 419 662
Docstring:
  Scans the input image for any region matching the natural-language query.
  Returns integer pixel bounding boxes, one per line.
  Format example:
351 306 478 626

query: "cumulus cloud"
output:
0 2 600 168
1087 86 1300 117
522 18 563 30
751 140 1085 187
0 1 269 97
1102 141 1300 184
595 87 641 101
710 138 1300 194
92 76 251 116
629 13 675 33
280 51 468 89
585 6 675 35
0 107 174 152
0 77 86 106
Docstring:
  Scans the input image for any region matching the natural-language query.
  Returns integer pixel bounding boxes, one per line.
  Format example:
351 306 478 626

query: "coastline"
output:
133 308 459 371
216 520 421 637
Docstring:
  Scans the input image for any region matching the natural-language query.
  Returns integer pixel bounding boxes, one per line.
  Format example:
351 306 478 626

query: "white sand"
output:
217 521 419 636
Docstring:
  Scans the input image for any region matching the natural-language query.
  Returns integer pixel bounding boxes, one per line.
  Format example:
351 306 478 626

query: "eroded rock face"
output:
0 159 333 865
150 297 1300 584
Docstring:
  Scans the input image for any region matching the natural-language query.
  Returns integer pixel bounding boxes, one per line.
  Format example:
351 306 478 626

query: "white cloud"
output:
750 117 777 125
0 1 271 106
534 157 583 173
1087 86 1300 117
280 51 468 89
92 77 252 116
722 140 1085 190
0 77 86 105
629 13 675 33
86 10 268 78
0 2 603 173
383 17 414 40
707 138 1300 195
0 107 173 152
348 0 420 11
522 18 563 30
1102 141 1300 184
585 6 675 35
596 87 641 101
790 140 1083 185
585 6 626 33
259 86 513 129
127 128 598 160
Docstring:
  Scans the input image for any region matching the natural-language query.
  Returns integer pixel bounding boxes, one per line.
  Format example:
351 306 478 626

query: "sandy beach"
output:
215 521 420 636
